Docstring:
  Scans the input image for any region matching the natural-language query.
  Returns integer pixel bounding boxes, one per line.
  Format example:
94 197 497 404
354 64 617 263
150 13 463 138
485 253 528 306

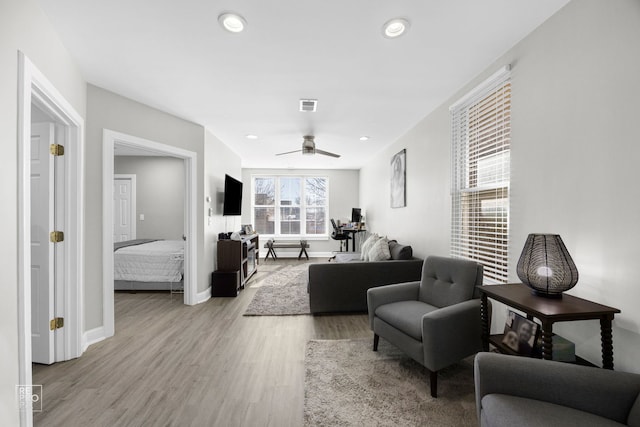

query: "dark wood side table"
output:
480 283 621 369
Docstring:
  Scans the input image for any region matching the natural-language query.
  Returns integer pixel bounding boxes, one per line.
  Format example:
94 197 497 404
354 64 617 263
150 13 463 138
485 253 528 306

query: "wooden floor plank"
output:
33 258 371 426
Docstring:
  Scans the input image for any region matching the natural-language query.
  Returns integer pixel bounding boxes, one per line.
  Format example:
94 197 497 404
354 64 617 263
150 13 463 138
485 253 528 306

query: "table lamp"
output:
516 234 579 298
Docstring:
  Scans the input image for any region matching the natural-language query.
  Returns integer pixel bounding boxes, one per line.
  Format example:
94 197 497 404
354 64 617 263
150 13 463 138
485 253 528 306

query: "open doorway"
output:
113 155 185 293
102 130 198 338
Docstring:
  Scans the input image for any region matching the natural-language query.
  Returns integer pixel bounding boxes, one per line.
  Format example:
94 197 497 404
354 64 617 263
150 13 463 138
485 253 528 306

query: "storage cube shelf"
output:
214 233 259 296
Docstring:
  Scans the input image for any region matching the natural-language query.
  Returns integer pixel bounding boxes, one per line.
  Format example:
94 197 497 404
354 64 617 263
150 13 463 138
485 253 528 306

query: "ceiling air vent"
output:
299 99 317 112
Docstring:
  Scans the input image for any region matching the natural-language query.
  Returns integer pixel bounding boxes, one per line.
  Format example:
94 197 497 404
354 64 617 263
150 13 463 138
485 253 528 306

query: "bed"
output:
114 239 184 291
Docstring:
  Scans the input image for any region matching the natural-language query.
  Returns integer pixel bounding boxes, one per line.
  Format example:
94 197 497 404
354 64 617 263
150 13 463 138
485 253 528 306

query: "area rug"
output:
250 263 309 288
244 265 310 316
304 339 477 427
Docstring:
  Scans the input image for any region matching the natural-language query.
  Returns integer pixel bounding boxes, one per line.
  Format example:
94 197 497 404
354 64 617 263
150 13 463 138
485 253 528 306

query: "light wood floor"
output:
33 259 371 426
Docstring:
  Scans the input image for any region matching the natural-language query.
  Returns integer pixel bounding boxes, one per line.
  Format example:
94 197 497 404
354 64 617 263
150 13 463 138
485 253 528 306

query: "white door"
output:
31 123 55 364
113 176 136 242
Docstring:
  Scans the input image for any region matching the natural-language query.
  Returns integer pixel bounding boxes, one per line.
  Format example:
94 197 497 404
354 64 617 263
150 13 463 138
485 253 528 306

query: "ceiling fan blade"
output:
276 149 302 156
315 149 341 158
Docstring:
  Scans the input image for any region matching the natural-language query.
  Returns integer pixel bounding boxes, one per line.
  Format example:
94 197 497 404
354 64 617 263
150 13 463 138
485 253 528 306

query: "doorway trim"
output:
102 130 198 338
17 52 85 426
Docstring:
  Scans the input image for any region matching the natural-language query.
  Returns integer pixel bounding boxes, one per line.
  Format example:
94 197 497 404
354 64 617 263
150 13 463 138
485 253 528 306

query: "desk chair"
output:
330 219 351 252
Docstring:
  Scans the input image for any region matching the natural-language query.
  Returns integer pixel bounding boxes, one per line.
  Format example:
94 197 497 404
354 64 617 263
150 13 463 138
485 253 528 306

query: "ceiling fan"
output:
276 135 340 158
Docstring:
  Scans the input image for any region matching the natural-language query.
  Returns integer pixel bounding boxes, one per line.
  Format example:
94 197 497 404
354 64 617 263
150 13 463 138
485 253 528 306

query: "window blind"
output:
451 66 511 284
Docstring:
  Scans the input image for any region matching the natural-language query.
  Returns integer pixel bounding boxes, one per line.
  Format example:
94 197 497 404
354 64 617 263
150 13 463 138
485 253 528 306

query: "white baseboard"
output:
196 287 211 304
82 326 107 352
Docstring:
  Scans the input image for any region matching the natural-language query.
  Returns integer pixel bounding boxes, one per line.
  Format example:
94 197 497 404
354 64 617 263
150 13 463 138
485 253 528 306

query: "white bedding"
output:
114 240 184 282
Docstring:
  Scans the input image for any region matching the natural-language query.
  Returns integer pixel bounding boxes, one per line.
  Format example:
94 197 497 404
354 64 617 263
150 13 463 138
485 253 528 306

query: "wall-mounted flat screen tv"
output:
223 174 243 216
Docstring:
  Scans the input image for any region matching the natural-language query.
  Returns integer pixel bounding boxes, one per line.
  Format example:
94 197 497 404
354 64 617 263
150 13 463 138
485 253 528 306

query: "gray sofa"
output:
308 240 423 314
475 352 640 427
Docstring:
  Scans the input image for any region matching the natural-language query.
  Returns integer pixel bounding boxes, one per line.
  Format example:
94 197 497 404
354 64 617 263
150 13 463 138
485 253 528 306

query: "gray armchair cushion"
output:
374 300 438 341
419 256 481 307
481 394 625 427
388 240 413 260
475 352 640 426
367 281 420 328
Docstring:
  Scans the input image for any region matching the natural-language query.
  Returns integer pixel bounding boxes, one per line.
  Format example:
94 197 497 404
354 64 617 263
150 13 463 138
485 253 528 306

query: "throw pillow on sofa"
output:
388 240 413 260
360 233 379 261
368 237 391 261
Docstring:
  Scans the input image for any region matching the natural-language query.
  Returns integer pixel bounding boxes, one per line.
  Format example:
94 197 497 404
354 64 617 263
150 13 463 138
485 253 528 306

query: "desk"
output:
480 283 620 369
340 227 366 252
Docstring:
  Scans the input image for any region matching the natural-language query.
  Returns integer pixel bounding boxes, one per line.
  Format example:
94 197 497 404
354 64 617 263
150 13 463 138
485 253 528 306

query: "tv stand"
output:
216 234 259 290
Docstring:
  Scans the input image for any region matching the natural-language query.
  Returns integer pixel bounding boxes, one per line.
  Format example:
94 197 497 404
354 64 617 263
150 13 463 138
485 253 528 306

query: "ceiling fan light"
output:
219 12 247 33
302 136 315 155
382 18 410 39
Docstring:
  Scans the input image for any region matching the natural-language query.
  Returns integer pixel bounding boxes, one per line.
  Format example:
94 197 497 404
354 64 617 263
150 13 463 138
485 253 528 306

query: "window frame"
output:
251 174 330 240
450 65 511 285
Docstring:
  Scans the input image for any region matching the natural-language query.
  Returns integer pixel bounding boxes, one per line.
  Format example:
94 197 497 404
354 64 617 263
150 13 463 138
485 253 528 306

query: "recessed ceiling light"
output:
246 134 258 140
218 12 247 33
382 18 410 39
359 136 370 141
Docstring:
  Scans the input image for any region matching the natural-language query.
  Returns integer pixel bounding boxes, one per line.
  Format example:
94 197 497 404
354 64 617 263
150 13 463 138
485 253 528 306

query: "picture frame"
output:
242 224 254 235
502 310 539 356
390 148 406 208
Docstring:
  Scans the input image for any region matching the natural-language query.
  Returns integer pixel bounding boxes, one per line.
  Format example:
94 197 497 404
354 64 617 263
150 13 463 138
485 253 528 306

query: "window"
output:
252 175 328 237
451 66 511 284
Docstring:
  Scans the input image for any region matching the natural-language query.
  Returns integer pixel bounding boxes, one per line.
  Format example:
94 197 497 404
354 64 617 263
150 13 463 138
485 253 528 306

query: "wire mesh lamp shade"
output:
516 234 579 298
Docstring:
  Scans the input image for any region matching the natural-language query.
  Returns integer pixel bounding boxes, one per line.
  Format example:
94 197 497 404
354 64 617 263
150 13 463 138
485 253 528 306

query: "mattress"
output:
114 239 184 283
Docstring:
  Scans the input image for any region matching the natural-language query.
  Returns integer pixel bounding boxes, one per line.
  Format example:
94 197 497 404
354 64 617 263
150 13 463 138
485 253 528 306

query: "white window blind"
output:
451 66 511 284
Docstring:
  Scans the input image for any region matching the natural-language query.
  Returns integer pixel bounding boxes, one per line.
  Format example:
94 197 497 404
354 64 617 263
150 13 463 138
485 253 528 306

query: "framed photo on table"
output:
502 310 539 356
242 224 254 235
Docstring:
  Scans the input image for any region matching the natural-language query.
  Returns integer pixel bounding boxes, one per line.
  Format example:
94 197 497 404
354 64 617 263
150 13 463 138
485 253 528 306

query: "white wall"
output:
360 0 640 372
115 156 185 239
204 130 242 280
0 0 86 424
360 110 452 259
241 168 360 256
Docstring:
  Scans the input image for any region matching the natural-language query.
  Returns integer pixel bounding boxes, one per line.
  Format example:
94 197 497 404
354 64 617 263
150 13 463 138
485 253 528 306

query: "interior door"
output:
31 122 55 365
114 177 134 242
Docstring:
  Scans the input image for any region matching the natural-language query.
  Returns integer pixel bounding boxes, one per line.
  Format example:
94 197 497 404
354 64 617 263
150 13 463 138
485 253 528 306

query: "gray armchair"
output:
475 352 640 426
367 255 484 397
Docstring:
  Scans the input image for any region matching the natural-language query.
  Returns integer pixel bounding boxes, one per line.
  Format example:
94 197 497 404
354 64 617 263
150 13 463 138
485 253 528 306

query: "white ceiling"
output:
36 0 570 169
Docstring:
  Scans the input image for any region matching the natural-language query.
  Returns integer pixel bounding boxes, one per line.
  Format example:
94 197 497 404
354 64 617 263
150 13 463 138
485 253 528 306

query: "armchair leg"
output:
373 334 379 351
429 370 438 398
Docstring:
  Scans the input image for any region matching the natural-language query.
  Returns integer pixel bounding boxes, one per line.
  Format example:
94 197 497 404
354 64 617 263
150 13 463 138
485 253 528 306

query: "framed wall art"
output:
390 149 406 208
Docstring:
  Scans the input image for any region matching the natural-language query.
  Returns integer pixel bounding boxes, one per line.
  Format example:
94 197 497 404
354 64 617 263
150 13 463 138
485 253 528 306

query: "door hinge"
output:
49 317 64 331
50 231 64 243
50 144 64 156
